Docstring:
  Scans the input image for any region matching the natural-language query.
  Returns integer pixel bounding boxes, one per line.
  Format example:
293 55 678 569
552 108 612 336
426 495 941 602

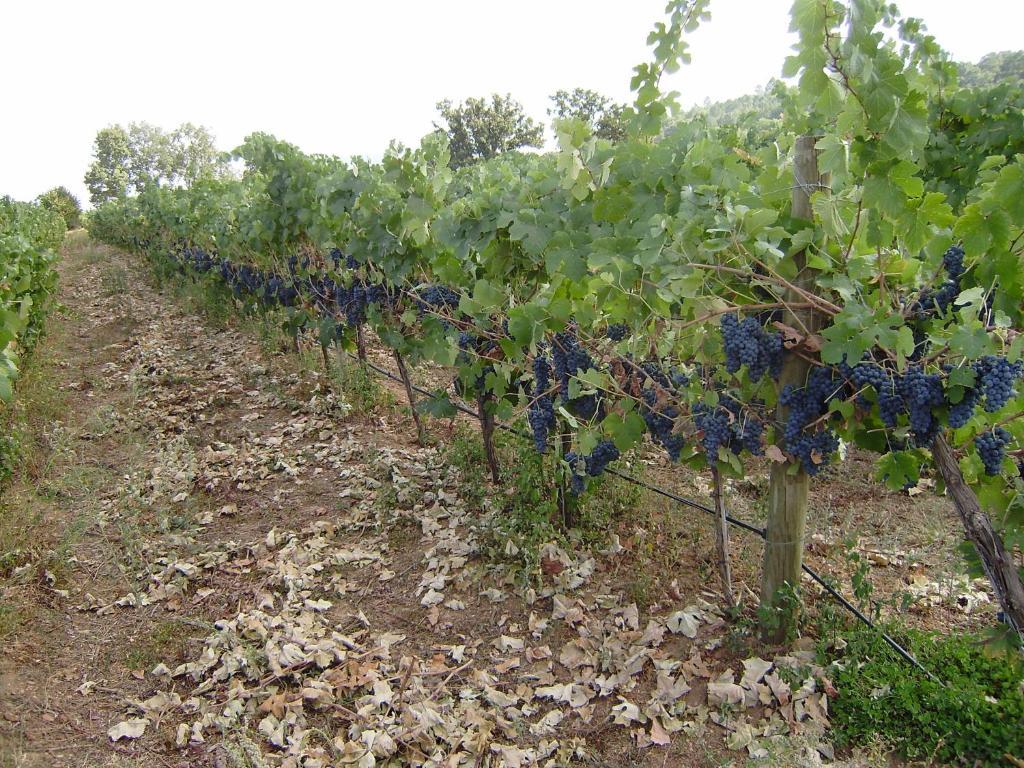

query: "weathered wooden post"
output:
557 431 576 529
932 435 1024 642
710 466 735 609
476 391 501 484
394 350 427 446
356 324 367 362
760 135 823 641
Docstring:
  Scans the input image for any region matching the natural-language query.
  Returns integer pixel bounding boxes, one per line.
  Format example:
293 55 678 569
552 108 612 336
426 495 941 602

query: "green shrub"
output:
36 186 81 230
826 627 1024 765
0 196 63 403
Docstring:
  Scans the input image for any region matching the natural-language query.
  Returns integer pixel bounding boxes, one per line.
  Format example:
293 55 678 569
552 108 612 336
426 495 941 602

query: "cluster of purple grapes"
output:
551 328 605 421
636 360 690 391
847 362 904 426
946 356 1022 429
693 405 730 459
780 367 844 475
180 246 217 273
263 274 298 307
720 313 784 382
415 284 461 314
551 328 593 397
335 282 389 327
564 440 621 494
974 356 1022 412
844 358 1021 473
605 323 629 342
221 261 271 301
632 361 688 460
452 330 499 394
528 355 557 453
640 389 685 461
976 428 1012 476
910 244 966 318
328 248 359 271
693 397 765 460
898 367 946 444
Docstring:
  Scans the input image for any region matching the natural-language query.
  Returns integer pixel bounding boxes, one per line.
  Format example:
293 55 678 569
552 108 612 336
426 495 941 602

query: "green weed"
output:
823 626 1024 765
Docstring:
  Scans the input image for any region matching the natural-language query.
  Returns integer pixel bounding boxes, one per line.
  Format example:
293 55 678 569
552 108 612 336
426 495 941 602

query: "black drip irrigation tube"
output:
352 354 942 684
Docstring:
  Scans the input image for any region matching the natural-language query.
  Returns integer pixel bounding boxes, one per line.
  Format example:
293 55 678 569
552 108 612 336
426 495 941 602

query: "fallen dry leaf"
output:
108 718 148 741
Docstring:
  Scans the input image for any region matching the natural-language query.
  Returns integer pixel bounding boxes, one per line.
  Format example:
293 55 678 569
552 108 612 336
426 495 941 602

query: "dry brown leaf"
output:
108 718 148 741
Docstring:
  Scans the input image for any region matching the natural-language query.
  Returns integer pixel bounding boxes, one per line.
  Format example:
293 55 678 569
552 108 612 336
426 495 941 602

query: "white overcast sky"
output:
3 1 1022 207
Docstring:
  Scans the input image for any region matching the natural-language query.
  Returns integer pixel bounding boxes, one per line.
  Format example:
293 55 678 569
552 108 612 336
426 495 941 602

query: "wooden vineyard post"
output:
320 344 331 378
335 338 347 378
557 431 577 529
710 467 735 609
356 324 367 362
932 435 1024 642
476 391 501 484
760 135 823 642
393 351 427 446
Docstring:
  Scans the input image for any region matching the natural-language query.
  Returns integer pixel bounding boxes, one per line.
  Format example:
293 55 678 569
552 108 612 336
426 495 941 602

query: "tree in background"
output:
170 123 224 187
683 80 785 125
36 186 82 230
433 94 544 170
957 50 1024 88
84 122 228 206
84 125 132 205
548 88 629 142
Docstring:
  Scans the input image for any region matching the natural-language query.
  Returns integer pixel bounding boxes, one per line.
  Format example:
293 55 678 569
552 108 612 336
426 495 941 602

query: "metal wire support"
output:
349 351 942 684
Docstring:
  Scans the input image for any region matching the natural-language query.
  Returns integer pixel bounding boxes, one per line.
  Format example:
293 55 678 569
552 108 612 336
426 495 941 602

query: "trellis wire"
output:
351 353 942 683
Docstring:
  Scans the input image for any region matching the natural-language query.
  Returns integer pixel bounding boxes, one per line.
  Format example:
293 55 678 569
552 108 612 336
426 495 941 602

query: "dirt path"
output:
0 236 991 768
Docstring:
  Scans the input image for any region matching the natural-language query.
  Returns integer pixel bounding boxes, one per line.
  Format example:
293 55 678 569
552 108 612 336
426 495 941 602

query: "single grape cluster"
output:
632 360 688 461
334 280 391 328
974 355 1021 413
415 284 461 314
898 367 945 444
910 244 966 319
549 327 604 421
527 355 556 453
720 313 784 382
327 249 359 270
694 397 765 461
975 428 1012 476
780 367 843 475
564 440 621 495
605 323 628 342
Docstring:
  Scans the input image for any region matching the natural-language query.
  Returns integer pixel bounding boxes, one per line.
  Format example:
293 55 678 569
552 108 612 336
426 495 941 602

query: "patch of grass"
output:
254 309 295 357
0 432 21 487
100 263 131 296
823 626 1024 765
0 602 25 639
40 510 93 586
577 469 642 544
124 618 201 670
446 423 645 582
155 262 236 329
625 569 655 611
66 230 106 264
0 340 75 584
0 340 65 483
331 359 393 414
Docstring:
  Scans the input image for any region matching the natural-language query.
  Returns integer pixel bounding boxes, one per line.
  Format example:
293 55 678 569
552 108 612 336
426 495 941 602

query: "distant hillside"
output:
956 50 1024 88
680 51 1024 127
682 81 784 125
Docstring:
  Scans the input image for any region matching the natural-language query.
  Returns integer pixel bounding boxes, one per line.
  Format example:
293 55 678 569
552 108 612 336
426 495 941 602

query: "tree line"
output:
82 49 1024 207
